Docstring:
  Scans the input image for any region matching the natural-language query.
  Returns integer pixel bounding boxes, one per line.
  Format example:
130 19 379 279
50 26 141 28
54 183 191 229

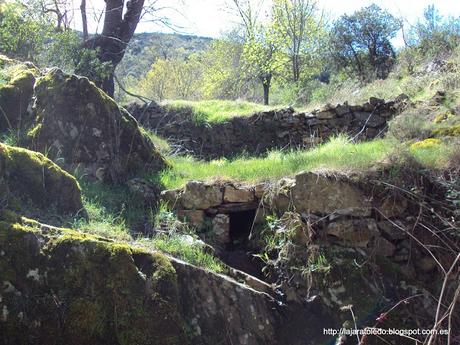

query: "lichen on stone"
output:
0 62 38 132
27 68 168 183
0 212 188 345
0 143 84 218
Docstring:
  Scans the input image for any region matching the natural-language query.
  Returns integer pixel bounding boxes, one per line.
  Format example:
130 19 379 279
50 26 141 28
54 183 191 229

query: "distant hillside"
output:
117 32 213 80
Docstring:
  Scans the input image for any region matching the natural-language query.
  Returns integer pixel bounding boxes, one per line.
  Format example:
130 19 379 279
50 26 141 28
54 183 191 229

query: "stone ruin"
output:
128 95 411 159
160 169 451 328
162 170 414 272
161 180 267 252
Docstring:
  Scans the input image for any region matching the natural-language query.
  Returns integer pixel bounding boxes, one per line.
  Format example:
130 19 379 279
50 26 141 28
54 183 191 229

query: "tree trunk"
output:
262 74 271 106
80 0 88 41
263 83 269 106
76 0 145 97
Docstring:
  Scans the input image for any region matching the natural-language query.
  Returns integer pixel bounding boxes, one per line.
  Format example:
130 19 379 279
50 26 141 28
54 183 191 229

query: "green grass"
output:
73 179 227 273
141 127 172 154
0 130 20 146
136 235 226 273
72 179 152 241
163 99 272 123
159 136 457 189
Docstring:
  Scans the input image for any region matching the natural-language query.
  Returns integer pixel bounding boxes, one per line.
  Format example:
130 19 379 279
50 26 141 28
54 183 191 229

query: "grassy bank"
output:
159 136 457 189
163 99 273 123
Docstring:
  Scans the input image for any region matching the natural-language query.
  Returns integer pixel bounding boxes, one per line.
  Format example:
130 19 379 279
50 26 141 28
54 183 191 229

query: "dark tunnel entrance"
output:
222 208 267 280
228 209 257 247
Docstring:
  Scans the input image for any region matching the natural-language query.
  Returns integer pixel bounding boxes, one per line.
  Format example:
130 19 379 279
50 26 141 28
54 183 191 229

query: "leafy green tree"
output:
242 24 285 105
201 37 247 100
329 4 400 81
412 5 460 56
137 59 172 101
272 0 324 82
230 0 285 105
0 2 51 61
0 1 86 73
170 54 204 100
135 55 203 101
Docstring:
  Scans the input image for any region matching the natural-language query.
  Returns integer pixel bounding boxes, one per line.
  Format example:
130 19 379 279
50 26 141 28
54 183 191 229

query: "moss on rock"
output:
0 213 188 345
432 124 460 137
0 143 83 217
28 68 167 183
0 63 37 132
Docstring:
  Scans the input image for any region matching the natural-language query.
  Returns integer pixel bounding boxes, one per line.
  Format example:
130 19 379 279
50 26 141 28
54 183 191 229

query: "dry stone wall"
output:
161 171 410 259
160 170 452 326
127 95 410 159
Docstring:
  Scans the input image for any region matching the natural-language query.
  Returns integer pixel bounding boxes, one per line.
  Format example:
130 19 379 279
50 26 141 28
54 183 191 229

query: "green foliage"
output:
72 194 133 242
73 179 152 240
37 29 81 72
134 55 203 101
74 48 113 85
72 180 226 273
0 2 52 61
141 127 172 155
0 129 20 146
117 32 212 82
272 0 324 82
139 235 226 273
410 5 460 58
304 252 330 274
200 37 248 100
242 23 286 104
0 2 87 73
329 4 400 80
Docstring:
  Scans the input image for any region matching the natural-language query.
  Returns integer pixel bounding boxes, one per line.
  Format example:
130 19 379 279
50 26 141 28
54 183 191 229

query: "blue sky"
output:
79 0 460 38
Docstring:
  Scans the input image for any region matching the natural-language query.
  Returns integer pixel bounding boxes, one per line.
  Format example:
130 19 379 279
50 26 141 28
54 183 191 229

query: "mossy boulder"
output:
0 143 83 218
0 62 38 132
0 212 188 345
0 210 335 345
28 68 167 182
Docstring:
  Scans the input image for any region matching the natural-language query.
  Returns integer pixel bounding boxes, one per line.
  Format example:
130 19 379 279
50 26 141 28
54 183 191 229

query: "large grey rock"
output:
126 177 160 204
327 219 380 247
0 143 83 218
181 181 223 209
291 172 371 215
224 185 255 203
28 69 167 182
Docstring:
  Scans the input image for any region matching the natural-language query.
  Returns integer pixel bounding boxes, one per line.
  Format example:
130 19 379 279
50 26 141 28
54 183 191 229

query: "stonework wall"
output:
161 169 443 281
127 95 410 159
161 170 447 329
161 171 411 261
161 181 265 251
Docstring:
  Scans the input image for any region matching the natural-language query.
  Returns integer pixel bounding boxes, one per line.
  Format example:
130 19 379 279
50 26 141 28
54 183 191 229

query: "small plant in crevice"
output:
303 252 331 276
0 129 20 146
136 203 227 273
153 201 188 235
